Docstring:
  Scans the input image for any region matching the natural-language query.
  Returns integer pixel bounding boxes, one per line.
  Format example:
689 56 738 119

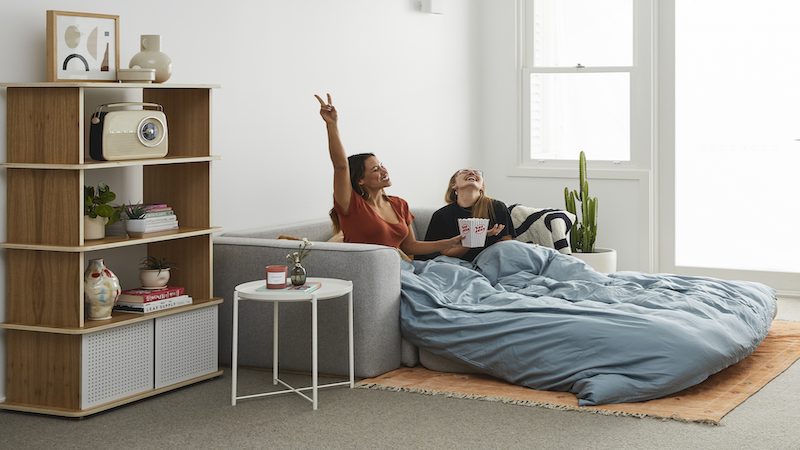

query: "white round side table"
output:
231 277 354 410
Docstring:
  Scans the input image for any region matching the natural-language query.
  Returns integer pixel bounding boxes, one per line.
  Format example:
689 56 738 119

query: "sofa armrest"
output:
214 238 403 378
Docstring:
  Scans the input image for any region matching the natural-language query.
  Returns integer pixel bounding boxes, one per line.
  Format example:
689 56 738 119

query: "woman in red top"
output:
315 93 463 256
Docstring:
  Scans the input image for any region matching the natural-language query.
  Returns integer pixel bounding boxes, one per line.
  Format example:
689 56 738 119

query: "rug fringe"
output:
355 382 722 426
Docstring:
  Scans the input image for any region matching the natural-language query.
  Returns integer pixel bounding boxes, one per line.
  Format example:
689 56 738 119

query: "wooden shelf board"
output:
0 82 221 89
0 227 222 252
0 370 223 418
0 298 223 334
1 155 221 170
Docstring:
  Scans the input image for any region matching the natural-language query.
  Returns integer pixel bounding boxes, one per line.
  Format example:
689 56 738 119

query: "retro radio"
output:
89 102 168 161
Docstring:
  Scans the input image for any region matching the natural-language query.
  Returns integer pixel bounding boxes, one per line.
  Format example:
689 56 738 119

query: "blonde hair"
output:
445 171 497 222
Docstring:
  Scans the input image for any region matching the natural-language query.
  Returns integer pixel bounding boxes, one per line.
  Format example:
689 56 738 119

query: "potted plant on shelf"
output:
139 256 178 289
122 202 148 238
564 151 617 273
84 182 121 240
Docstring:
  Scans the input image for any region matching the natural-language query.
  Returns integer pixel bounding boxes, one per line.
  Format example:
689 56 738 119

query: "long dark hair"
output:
445 170 497 222
330 153 384 233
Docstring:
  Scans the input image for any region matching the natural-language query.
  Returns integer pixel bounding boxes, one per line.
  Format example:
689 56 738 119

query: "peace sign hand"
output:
314 93 338 124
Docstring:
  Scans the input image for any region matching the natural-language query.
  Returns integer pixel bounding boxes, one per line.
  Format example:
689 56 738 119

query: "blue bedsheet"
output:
399 240 776 405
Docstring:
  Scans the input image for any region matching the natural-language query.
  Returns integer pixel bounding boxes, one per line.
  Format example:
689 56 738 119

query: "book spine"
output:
144 217 177 224
114 296 192 313
115 294 190 308
145 223 179 232
144 211 177 223
119 287 185 303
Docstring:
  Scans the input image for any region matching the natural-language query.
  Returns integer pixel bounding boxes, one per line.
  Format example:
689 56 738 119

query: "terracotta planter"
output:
139 268 171 289
571 247 617 273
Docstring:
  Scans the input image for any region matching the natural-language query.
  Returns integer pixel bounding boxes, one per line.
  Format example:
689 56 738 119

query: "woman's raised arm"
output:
315 93 352 213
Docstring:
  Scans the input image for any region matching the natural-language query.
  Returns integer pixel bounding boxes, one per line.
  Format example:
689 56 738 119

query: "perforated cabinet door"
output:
154 306 219 389
81 321 155 409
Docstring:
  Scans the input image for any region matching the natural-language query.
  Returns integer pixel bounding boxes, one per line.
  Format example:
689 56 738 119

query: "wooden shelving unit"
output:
0 82 223 417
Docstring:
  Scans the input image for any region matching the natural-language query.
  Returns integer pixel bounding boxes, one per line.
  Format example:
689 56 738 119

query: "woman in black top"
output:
419 168 516 261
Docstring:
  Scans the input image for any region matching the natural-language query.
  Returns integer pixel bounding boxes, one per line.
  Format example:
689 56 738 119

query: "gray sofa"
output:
214 205 574 379
214 208 438 378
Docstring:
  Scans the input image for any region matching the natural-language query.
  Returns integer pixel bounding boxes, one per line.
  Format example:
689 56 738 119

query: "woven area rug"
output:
358 320 800 425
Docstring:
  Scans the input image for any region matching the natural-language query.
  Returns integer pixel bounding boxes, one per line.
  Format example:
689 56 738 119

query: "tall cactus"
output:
564 151 598 253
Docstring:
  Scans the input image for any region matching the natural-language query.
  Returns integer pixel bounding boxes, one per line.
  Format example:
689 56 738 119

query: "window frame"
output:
517 0 654 170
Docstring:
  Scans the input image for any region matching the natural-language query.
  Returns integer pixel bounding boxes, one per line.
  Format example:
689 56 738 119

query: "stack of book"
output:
142 203 179 233
113 286 192 314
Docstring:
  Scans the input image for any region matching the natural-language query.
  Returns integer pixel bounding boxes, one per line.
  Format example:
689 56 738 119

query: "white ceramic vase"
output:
84 215 107 240
139 268 171 289
129 35 173 83
571 247 617 273
126 219 146 238
84 259 122 320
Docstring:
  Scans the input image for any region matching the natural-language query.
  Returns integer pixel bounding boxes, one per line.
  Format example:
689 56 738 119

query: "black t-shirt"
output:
417 199 516 262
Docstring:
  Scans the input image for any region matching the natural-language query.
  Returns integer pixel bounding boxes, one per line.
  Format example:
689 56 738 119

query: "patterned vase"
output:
290 264 307 286
84 259 122 320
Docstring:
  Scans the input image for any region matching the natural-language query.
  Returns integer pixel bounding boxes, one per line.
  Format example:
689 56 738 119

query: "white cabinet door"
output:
155 306 218 389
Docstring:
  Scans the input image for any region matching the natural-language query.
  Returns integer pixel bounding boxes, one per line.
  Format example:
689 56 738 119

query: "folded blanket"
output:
399 241 776 405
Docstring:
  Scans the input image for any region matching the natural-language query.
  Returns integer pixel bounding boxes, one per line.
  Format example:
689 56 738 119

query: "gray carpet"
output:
1 297 799 450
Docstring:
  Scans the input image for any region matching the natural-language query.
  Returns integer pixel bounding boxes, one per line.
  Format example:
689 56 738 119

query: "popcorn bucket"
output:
458 218 490 248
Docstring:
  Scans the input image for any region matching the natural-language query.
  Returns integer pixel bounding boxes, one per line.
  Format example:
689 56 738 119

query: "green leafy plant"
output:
286 238 313 266
564 151 598 253
84 182 121 226
122 202 147 220
139 256 179 274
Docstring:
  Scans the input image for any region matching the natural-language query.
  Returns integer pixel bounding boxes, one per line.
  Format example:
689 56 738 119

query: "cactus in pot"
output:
564 151 598 253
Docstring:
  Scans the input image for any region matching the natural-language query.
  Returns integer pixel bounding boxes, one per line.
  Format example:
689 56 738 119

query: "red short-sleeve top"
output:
334 190 415 247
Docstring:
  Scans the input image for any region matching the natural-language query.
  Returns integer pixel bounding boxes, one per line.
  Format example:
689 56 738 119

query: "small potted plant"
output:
122 202 148 238
139 256 178 289
84 182 121 240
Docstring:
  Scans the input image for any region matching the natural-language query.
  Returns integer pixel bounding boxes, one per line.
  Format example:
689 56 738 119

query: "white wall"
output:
0 0 481 400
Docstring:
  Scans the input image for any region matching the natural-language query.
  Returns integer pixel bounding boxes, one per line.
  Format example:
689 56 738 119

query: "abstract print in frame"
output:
46 11 119 82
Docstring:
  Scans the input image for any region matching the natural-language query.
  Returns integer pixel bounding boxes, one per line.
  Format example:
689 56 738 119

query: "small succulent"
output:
122 202 148 220
140 256 179 274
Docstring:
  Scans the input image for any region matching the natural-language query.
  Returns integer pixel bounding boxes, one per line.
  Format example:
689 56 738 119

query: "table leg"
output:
348 287 354 388
273 301 279 385
312 294 318 410
231 291 240 406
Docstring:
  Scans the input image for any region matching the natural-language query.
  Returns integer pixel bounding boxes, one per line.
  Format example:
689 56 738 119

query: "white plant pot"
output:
84 216 107 240
571 247 617 273
139 268 171 289
126 219 147 238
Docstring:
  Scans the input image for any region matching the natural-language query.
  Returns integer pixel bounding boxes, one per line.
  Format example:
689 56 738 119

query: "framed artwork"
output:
46 11 120 82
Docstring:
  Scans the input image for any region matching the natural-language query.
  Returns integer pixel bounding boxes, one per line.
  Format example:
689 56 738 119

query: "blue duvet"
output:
400 240 776 406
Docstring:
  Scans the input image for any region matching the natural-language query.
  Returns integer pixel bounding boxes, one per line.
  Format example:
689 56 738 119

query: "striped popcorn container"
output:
458 218 490 247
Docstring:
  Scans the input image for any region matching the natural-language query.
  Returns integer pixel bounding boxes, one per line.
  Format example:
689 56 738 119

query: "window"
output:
672 1 800 274
521 0 648 163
